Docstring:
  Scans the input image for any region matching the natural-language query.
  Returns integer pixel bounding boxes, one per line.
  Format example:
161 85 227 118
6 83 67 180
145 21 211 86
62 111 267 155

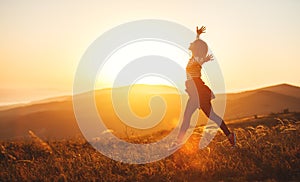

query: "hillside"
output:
226 83 300 100
225 88 300 119
0 83 299 140
0 100 80 140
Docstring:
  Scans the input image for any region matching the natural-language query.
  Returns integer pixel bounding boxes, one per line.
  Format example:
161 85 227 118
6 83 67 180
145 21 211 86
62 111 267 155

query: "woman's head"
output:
189 39 208 58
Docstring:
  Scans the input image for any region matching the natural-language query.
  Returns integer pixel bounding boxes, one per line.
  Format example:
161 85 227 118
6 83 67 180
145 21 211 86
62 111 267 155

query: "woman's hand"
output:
196 26 206 35
197 54 213 65
196 26 206 39
204 54 214 62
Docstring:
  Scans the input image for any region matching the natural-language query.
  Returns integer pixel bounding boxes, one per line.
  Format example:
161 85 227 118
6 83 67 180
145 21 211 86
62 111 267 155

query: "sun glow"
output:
94 40 190 89
135 75 175 86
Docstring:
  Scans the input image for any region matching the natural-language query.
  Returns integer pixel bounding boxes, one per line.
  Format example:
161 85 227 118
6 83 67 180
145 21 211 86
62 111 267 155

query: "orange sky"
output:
0 0 300 103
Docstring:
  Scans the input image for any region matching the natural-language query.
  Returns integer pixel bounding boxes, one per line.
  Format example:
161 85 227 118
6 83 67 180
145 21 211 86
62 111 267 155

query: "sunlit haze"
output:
1 0 300 104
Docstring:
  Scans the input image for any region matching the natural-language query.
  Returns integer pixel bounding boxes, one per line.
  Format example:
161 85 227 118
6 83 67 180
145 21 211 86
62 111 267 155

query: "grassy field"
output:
1 112 300 181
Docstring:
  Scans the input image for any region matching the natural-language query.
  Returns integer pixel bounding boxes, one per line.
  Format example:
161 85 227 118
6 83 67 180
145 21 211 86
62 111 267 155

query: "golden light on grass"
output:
1 113 300 180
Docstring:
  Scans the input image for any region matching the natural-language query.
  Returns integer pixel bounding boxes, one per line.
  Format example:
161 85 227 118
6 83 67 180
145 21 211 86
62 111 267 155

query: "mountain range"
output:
0 83 299 140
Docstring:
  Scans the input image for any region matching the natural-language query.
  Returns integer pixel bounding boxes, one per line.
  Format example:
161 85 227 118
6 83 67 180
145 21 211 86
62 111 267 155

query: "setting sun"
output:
94 40 189 89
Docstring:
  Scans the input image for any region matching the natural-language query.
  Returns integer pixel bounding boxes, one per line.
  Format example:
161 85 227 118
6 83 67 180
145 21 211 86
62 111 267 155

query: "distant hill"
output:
225 90 300 120
224 84 300 119
0 83 299 140
260 84 300 98
0 100 79 140
226 84 300 100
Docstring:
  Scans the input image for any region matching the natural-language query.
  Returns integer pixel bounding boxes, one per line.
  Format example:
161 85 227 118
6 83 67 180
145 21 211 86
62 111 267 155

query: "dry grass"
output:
1 112 300 181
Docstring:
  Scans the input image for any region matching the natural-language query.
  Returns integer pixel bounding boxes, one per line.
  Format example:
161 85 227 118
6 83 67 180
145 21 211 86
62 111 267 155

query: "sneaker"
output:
227 132 236 147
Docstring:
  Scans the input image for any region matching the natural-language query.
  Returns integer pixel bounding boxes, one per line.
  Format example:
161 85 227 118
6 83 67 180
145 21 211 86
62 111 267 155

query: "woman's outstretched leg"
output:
201 102 236 146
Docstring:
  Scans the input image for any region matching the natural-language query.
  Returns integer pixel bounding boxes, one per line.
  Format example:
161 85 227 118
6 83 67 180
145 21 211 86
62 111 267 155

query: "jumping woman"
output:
171 26 236 149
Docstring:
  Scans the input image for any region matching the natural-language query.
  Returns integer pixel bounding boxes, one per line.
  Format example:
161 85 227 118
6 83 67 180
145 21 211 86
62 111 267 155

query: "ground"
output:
1 112 300 181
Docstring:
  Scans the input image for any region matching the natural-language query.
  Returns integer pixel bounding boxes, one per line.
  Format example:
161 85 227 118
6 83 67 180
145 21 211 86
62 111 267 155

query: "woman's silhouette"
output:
172 26 236 149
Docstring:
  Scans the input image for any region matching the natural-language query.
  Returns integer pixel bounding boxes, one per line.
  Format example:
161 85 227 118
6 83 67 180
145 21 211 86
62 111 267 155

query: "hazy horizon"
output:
0 82 299 107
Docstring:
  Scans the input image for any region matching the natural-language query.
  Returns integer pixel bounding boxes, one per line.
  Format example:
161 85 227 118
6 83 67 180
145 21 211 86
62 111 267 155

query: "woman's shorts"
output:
185 78 215 107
